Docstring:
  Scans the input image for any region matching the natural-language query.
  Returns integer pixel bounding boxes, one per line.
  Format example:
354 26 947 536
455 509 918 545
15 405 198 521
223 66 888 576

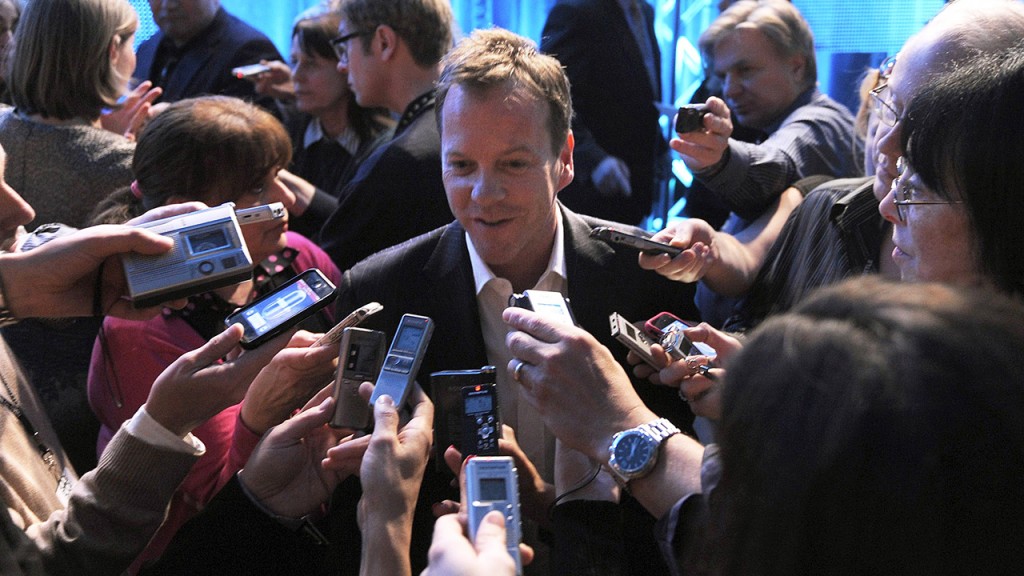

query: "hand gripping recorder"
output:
122 203 254 308
466 456 523 575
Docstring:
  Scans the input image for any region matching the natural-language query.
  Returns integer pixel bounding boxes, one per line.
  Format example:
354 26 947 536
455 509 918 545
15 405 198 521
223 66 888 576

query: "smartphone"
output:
231 63 271 79
430 366 496 470
589 226 682 258
508 289 577 326
461 383 501 457
224 268 337 349
644 311 716 358
313 301 384 347
609 312 660 369
369 314 434 409
330 327 387 429
465 456 523 575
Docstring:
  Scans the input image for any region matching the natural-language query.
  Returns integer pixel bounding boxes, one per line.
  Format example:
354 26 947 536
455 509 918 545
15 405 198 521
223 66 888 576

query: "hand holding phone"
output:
224 268 337 349
589 226 682 257
369 314 434 409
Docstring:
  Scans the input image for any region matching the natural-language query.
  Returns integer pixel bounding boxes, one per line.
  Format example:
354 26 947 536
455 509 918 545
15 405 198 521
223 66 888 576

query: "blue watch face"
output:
613 432 656 474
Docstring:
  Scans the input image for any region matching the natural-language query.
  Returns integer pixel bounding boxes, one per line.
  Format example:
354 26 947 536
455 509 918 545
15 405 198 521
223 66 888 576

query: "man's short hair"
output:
435 28 572 155
10 0 136 120
699 0 817 91
340 0 453 68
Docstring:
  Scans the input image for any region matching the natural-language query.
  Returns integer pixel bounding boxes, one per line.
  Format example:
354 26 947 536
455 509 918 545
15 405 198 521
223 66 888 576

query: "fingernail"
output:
376 394 394 408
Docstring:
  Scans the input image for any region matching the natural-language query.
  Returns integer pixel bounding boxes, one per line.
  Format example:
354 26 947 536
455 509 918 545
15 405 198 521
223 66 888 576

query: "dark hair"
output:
91 96 292 224
901 42 1024 297
291 10 389 143
709 276 1024 575
340 0 452 68
436 28 572 155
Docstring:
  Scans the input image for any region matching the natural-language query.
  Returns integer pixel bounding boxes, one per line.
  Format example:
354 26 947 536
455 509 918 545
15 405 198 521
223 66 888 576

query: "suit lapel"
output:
420 223 489 376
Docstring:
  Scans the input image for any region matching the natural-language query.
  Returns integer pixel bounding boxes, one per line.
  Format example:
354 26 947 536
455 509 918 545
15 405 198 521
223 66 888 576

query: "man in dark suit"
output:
540 0 668 225
334 28 696 575
282 0 456 274
134 0 281 109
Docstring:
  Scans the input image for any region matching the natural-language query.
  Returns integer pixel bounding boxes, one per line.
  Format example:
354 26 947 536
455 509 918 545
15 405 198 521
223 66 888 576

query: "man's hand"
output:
637 219 718 283
0 203 206 320
592 156 632 197
240 331 340 434
503 307 657 462
421 512 519 576
238 387 364 520
670 97 733 172
101 81 163 140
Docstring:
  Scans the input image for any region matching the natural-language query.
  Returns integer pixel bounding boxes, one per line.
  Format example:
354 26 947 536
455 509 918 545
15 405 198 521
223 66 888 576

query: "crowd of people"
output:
0 0 1022 575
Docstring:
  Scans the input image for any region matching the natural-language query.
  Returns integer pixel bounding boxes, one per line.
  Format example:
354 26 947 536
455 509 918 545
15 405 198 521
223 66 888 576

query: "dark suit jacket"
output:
133 7 281 107
541 0 667 225
333 205 698 575
316 98 451 273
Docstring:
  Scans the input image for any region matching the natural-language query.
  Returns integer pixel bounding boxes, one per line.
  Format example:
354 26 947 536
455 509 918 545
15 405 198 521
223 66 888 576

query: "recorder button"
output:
198 260 215 275
222 256 237 268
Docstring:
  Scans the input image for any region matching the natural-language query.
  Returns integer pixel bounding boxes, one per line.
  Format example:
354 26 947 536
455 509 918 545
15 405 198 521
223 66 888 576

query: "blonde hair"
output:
10 0 136 120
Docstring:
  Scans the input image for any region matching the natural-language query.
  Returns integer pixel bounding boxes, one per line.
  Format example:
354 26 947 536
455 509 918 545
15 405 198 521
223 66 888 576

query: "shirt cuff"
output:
126 405 206 456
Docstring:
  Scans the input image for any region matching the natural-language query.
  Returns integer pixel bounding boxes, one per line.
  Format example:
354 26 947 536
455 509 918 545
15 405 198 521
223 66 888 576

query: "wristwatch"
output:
607 418 680 486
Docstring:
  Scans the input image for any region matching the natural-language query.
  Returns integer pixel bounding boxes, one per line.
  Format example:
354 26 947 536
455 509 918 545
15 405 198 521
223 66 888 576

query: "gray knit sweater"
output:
0 107 134 229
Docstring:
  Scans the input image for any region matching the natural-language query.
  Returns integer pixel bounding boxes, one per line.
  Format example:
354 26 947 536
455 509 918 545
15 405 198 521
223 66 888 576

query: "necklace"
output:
0 364 60 481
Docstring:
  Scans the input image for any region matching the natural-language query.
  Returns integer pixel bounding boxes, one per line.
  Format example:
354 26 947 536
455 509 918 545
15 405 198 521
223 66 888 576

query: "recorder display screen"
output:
464 393 493 415
186 228 231 255
393 324 425 353
347 343 381 373
478 477 507 501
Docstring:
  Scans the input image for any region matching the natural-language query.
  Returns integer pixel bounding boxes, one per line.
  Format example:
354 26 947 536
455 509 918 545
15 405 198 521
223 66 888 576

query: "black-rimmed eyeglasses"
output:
330 30 369 65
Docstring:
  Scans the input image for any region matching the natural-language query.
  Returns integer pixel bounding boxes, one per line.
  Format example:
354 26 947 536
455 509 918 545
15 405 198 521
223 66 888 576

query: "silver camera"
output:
466 456 523 574
123 203 253 308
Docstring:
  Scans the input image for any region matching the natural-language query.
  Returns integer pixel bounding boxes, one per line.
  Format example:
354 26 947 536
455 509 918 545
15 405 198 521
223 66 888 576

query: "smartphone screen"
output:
226 269 337 348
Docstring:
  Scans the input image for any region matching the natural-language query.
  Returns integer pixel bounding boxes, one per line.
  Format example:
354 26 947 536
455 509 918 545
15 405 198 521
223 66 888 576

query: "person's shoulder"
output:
345 224 454 282
219 8 278 47
802 176 873 208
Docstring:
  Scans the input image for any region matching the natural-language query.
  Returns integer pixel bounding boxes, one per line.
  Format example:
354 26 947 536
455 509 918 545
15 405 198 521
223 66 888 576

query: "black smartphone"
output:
369 314 434 409
224 268 337 349
330 327 387 429
589 226 682 257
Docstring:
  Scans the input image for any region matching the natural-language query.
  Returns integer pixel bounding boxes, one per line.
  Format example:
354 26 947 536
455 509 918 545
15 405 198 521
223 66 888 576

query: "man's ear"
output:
376 24 398 61
556 131 575 192
788 53 807 85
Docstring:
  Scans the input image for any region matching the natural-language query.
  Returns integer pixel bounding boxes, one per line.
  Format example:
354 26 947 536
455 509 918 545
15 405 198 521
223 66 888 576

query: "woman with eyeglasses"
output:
87 95 341 574
878 42 1024 297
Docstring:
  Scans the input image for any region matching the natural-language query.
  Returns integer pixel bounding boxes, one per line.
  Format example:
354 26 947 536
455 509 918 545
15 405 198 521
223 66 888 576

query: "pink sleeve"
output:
219 410 264 489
